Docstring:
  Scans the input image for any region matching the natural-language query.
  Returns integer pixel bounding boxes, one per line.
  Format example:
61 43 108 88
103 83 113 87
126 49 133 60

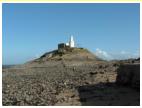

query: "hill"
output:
33 48 102 62
24 48 105 67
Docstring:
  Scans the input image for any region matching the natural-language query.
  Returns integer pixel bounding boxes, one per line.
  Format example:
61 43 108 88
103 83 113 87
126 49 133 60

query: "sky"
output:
2 3 140 64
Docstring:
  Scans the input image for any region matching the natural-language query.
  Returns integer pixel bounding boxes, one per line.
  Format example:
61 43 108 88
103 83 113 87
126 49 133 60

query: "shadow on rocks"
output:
116 64 140 90
77 82 140 106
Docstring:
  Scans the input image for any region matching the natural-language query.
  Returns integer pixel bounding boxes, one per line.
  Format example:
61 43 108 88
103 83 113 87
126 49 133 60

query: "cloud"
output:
35 54 40 59
95 48 113 60
95 48 139 61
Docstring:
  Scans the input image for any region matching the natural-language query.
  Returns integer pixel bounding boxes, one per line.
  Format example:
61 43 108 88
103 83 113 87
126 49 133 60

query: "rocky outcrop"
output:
116 64 140 89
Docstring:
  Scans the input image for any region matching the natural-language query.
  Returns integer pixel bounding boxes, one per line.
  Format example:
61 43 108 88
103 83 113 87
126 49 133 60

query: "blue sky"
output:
2 3 140 64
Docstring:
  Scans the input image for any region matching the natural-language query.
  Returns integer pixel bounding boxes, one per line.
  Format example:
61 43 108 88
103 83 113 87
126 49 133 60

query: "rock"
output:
2 57 140 105
116 64 140 89
89 71 97 75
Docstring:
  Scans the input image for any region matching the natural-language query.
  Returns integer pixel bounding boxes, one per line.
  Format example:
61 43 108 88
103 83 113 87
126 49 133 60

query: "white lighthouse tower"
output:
69 35 75 48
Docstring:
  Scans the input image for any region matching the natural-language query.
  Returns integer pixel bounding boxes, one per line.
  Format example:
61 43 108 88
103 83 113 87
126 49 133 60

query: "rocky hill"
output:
2 48 140 106
32 48 102 62
24 48 105 67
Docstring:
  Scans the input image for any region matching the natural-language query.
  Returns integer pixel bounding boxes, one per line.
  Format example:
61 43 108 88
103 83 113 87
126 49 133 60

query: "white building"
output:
58 35 75 53
69 35 75 47
65 35 75 48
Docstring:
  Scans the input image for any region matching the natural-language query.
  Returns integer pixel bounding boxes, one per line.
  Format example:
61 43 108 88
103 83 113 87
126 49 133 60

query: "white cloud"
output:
120 51 128 54
95 48 139 61
95 48 113 60
35 54 40 59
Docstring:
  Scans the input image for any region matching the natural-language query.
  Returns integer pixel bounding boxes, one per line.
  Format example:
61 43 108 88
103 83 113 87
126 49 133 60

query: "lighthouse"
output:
58 35 75 52
69 35 75 48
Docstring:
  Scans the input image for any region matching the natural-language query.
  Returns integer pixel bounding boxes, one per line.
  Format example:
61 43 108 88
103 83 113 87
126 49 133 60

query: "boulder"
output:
116 64 140 89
